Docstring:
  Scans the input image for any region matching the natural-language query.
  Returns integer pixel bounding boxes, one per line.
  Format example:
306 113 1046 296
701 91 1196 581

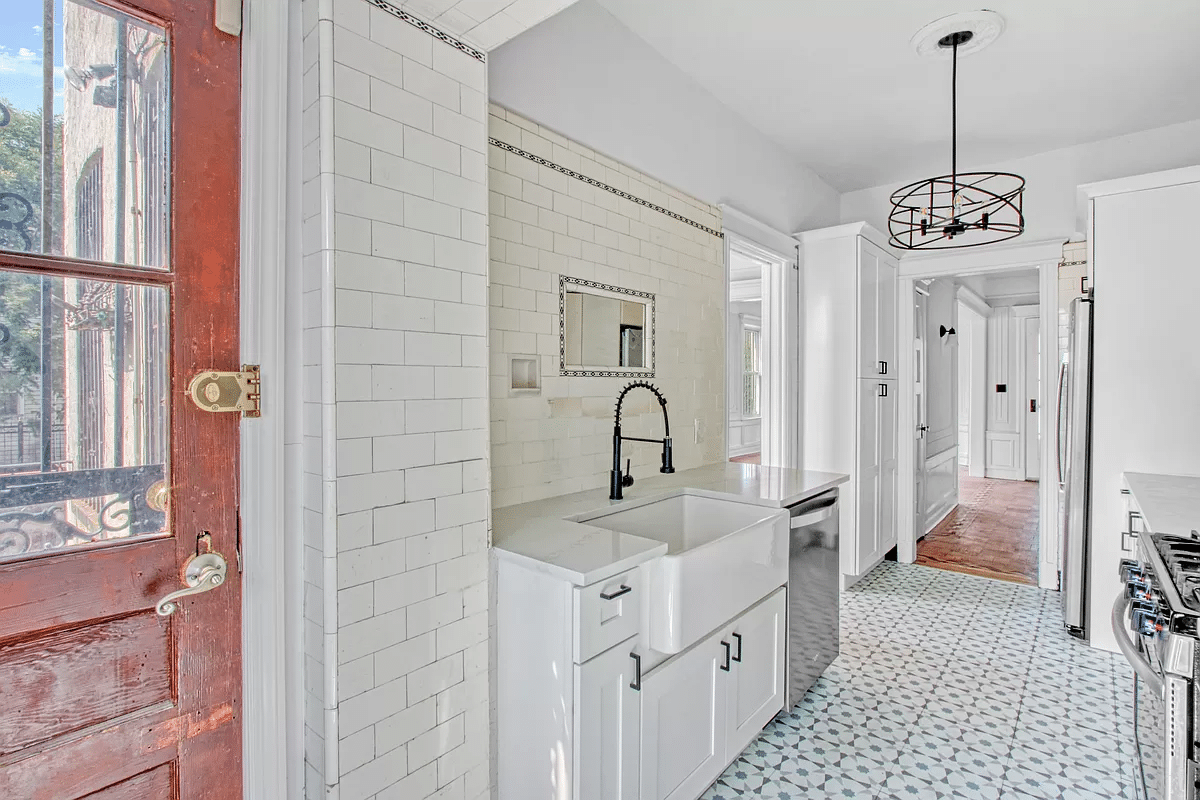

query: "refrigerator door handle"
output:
1056 362 1068 485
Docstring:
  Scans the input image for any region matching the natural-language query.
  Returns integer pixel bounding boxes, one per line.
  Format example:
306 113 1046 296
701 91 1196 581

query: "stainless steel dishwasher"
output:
785 489 840 710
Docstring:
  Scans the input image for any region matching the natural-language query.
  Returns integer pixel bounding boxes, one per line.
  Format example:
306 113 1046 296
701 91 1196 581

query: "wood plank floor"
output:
915 468 1040 586
730 453 761 464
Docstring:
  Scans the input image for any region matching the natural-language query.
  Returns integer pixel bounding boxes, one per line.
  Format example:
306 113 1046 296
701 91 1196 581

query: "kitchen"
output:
1 2 1199 800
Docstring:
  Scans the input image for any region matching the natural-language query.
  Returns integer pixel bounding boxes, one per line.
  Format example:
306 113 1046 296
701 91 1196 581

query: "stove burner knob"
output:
1120 559 1144 581
1125 577 1152 600
1133 609 1170 638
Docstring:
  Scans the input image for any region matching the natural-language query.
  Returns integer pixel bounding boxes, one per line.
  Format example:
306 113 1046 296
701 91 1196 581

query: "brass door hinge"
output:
188 366 260 417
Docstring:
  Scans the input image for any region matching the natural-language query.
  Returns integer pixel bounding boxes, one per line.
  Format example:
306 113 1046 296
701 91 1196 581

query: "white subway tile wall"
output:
487 107 727 507
303 1 493 798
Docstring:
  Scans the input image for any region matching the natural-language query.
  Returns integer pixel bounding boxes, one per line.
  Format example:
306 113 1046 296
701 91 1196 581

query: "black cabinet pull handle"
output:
1081 276 1089 294
879 383 888 397
600 584 632 601
731 632 743 662
629 652 641 691
883 361 888 375
720 641 731 671
878 360 885 375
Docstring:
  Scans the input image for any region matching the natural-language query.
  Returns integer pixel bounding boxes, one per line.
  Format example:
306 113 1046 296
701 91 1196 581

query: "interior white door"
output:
640 634 727 800
858 246 880 378
575 638 641 800
726 590 786 756
1024 316 1041 481
857 380 881 571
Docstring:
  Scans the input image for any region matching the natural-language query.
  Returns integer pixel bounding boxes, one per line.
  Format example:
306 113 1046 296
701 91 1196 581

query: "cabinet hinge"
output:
188 365 261 417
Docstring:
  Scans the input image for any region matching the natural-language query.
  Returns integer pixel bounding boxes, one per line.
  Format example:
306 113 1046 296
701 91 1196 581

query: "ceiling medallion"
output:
889 14 1025 251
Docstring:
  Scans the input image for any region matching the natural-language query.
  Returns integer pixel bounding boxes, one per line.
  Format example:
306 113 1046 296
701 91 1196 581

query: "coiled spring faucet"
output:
610 382 674 500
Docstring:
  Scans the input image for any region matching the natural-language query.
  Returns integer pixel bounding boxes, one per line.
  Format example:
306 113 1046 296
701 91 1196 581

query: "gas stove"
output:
1118 533 1200 800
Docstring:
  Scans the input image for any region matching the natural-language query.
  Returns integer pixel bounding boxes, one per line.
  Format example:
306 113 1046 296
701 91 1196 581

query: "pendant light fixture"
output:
889 13 1024 251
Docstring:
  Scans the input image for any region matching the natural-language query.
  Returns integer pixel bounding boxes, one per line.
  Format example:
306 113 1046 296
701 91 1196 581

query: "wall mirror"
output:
559 276 655 377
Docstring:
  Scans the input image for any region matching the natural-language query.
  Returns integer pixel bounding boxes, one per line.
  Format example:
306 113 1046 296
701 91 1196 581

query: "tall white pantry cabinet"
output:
799 223 899 586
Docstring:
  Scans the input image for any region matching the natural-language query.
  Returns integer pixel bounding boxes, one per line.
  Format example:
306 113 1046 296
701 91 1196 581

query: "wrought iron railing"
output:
0 464 166 559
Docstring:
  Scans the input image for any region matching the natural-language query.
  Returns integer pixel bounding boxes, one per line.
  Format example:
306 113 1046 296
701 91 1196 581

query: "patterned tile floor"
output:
702 562 1136 800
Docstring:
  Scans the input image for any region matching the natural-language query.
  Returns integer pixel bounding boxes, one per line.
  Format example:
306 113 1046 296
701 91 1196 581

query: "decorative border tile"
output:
489 138 724 240
557 275 656 378
365 0 487 62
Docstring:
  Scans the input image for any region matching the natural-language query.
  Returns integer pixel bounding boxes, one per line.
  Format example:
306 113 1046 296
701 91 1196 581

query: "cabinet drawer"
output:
574 570 642 664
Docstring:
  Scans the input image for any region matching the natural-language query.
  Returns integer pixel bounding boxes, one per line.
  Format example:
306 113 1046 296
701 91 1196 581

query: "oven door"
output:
1115 596 1193 800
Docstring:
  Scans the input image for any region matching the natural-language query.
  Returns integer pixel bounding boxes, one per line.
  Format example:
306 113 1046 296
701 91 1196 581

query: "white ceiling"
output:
595 0 1200 192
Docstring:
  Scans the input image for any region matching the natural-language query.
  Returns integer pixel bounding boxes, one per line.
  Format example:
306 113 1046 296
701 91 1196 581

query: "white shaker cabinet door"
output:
858 244 880 379
878 381 898 553
727 589 786 756
876 245 898 376
639 634 728 800
856 380 881 571
575 637 642 800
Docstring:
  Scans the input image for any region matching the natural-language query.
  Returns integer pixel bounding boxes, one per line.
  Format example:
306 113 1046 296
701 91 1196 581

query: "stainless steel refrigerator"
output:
1058 294 1094 639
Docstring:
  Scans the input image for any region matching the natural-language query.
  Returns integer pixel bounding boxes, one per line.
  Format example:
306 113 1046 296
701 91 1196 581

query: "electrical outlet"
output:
693 418 705 444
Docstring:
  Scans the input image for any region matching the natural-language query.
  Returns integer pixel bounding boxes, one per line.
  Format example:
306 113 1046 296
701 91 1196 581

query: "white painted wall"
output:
841 118 1200 242
488 0 842 236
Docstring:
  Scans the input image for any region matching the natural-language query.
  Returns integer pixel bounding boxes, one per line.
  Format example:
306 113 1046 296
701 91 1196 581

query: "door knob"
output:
156 552 228 616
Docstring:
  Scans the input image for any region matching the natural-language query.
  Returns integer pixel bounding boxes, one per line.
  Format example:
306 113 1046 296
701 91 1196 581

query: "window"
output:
742 323 761 418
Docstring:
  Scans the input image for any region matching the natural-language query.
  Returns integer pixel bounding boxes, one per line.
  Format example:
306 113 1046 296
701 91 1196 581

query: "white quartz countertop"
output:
1124 472 1200 537
492 463 848 586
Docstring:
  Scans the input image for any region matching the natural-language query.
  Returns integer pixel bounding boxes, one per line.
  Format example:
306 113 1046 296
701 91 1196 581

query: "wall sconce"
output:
939 324 957 341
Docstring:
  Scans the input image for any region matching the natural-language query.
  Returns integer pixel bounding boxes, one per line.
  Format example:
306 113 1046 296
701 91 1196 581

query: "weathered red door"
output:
0 0 241 797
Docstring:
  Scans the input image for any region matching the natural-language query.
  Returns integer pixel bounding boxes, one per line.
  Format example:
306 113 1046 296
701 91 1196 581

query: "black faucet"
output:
610 382 674 500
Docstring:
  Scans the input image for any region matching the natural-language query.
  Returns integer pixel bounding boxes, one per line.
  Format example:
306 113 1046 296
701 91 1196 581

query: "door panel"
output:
640 635 727 800
575 639 641 800
728 590 785 756
856 380 880 571
858 247 878 378
1024 316 1040 481
879 384 897 551
876 247 897 372
0 0 241 796
82 765 174 800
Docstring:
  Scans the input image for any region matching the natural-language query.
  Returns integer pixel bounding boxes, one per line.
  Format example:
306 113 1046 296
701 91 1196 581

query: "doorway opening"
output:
726 241 772 465
911 267 1044 585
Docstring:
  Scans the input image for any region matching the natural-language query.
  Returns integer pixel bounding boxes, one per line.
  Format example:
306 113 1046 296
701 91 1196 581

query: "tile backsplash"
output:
487 106 726 507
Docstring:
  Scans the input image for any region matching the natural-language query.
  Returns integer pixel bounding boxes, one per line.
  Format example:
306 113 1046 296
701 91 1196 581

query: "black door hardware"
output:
720 641 731 671
600 584 632 601
630 652 641 691
731 632 743 663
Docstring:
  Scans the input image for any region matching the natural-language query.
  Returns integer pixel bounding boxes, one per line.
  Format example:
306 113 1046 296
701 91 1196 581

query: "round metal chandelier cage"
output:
888 29 1025 251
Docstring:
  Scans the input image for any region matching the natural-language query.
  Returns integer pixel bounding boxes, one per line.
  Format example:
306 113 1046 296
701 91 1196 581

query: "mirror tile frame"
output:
558 275 655 378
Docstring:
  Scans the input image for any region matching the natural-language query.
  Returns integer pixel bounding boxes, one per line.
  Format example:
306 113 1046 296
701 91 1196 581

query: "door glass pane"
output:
0 270 169 562
0 1 170 269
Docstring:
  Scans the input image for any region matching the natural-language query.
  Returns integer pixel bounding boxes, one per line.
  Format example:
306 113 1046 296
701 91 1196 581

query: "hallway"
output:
916 469 1040 586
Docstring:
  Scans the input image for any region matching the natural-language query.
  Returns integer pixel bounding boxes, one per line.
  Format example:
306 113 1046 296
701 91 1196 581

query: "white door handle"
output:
156 552 228 616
